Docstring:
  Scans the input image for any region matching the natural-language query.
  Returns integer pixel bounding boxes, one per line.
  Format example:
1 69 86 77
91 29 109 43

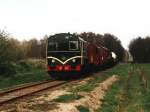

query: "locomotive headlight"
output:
51 59 55 63
72 59 76 63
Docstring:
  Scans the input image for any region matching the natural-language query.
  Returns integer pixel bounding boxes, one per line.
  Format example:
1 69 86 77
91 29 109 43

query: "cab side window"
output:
69 41 78 50
48 42 57 51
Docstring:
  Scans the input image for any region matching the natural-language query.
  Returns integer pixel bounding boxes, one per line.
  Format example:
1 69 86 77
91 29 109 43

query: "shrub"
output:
0 62 16 76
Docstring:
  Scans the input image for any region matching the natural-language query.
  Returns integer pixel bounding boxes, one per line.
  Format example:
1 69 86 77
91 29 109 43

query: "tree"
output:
0 31 16 63
26 38 40 58
0 31 16 75
103 33 125 61
8 38 25 61
79 32 104 45
40 36 47 58
129 37 150 63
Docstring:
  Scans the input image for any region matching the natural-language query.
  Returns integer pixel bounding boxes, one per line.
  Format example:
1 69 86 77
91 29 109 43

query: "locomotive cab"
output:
47 33 85 77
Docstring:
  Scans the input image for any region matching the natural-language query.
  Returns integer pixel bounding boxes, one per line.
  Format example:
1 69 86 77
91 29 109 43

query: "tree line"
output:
5 30 149 76
0 31 47 75
0 31 125 75
129 36 150 63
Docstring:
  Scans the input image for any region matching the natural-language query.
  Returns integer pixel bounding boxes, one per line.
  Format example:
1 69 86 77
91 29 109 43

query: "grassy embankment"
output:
0 59 49 89
97 63 150 112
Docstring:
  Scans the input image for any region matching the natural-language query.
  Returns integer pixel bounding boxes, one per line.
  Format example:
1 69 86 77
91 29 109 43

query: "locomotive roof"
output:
48 33 86 43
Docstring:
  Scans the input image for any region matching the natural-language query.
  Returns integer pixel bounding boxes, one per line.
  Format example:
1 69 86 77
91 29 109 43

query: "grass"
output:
53 94 83 103
70 71 110 93
97 63 150 112
0 59 50 89
69 63 130 93
0 68 49 89
96 79 124 112
76 106 90 112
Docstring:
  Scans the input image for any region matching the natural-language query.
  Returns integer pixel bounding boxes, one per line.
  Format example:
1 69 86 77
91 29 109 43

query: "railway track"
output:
0 65 116 106
0 80 67 105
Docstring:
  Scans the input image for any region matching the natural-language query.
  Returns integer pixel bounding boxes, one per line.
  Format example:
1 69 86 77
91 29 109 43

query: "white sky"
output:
0 0 150 49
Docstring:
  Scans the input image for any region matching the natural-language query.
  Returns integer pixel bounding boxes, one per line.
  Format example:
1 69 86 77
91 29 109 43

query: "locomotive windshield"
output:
69 41 78 50
48 41 79 51
48 42 57 51
48 33 80 51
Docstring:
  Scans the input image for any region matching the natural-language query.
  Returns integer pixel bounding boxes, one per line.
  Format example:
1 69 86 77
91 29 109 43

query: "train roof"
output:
48 33 87 43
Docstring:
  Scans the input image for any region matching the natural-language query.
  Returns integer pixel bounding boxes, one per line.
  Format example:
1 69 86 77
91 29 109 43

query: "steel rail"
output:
0 80 67 105
0 80 54 95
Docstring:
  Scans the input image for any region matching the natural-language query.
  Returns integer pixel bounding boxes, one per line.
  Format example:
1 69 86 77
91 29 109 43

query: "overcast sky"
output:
0 0 150 49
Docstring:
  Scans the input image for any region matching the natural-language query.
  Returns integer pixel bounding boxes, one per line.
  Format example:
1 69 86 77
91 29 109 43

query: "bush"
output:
17 60 32 71
26 59 46 69
0 62 16 76
0 31 28 76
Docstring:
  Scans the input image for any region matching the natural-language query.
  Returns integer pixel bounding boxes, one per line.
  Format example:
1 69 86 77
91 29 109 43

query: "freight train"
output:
47 33 117 78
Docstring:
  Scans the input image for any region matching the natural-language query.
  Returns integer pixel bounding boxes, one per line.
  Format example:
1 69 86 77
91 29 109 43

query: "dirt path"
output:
49 75 119 112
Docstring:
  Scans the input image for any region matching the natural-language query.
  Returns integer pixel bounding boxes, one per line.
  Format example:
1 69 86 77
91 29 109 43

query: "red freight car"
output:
87 42 112 66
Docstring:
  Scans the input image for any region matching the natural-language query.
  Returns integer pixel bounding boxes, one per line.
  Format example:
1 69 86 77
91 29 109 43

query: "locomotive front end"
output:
47 33 84 78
